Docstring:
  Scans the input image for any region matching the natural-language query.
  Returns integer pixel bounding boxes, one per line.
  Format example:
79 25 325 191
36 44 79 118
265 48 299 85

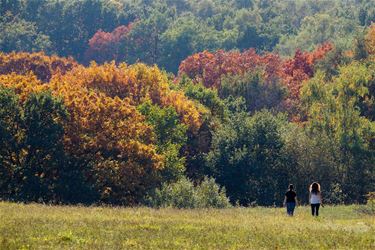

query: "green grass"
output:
0 202 374 249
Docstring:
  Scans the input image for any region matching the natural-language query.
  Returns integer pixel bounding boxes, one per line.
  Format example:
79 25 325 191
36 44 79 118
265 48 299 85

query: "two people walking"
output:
283 182 323 216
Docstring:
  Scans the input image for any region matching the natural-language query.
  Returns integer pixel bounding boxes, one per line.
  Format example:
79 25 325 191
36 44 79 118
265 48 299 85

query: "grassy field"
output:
0 202 374 249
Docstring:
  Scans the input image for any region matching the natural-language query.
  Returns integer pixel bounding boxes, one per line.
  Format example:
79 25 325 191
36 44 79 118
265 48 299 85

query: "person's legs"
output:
311 204 320 216
288 202 295 216
316 204 320 216
311 204 315 216
286 203 292 215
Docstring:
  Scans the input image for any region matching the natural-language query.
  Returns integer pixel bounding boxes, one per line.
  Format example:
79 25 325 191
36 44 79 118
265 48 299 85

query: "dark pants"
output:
286 202 296 216
311 204 320 216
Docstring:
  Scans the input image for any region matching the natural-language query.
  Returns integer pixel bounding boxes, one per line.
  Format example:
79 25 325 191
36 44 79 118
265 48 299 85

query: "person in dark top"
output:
283 184 298 216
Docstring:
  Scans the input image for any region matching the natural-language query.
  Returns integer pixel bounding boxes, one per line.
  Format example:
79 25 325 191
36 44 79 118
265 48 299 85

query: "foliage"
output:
1 0 374 70
365 24 375 57
365 192 375 214
220 70 286 113
177 76 226 119
276 14 359 56
280 123 342 204
85 23 133 64
50 64 167 204
147 176 231 208
0 73 47 101
0 0 375 206
178 49 281 89
280 43 333 121
0 87 21 197
206 108 288 206
53 62 203 132
0 87 72 202
0 52 77 82
0 53 208 204
0 12 51 53
325 183 347 204
301 62 375 203
138 101 187 183
178 44 332 120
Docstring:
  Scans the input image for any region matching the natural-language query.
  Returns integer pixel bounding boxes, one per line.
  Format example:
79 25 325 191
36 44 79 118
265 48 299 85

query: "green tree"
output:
276 14 360 56
0 13 51 53
0 88 71 202
19 91 69 201
126 3 174 66
160 14 236 72
0 87 22 198
281 122 342 204
138 101 187 183
176 77 226 180
178 76 226 119
302 63 375 203
220 70 286 113
0 0 22 16
206 100 287 205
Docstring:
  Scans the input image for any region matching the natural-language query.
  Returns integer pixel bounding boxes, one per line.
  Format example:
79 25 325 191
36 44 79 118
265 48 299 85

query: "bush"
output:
147 177 231 209
326 183 347 204
365 192 375 214
357 192 375 215
196 177 232 208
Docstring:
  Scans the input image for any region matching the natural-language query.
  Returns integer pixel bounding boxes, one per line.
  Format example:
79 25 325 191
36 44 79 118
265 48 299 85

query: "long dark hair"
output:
288 184 294 191
309 182 320 194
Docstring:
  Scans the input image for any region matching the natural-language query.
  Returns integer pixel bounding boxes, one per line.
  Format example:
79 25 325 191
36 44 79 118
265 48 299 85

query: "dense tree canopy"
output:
0 0 374 206
1 0 374 72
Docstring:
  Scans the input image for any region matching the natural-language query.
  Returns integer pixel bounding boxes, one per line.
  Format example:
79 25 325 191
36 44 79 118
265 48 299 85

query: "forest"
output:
0 0 374 207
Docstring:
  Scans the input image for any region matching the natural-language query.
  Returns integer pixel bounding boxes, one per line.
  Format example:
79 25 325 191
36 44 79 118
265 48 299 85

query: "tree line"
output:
0 0 374 206
1 0 375 73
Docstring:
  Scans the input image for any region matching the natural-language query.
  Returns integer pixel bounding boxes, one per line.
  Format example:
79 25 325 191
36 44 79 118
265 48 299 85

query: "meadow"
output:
0 202 374 249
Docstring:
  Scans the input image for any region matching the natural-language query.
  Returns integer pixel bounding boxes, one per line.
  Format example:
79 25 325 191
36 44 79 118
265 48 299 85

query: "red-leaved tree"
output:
178 43 333 121
178 49 285 88
85 24 133 64
281 43 333 121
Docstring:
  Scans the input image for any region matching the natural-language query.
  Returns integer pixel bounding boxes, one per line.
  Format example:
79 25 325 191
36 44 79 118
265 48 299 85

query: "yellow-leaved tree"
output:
0 52 206 204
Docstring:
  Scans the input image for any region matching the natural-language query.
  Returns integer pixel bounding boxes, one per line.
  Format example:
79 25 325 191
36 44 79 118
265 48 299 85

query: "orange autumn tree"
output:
48 62 205 203
50 71 162 204
0 68 162 204
0 52 206 204
0 73 47 101
59 62 204 132
0 52 77 82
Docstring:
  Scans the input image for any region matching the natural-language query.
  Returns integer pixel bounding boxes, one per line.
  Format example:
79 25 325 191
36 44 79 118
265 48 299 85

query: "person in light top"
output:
309 182 323 216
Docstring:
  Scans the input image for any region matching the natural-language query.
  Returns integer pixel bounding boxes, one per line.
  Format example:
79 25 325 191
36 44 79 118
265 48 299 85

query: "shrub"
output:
357 192 375 215
365 192 375 214
147 177 231 209
196 177 231 208
326 183 347 204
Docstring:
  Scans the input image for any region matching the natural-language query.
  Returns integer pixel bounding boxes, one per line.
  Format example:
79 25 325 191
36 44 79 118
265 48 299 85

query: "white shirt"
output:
310 193 321 204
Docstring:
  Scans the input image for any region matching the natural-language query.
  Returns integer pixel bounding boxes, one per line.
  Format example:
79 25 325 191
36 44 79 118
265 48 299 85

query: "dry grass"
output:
0 202 374 249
